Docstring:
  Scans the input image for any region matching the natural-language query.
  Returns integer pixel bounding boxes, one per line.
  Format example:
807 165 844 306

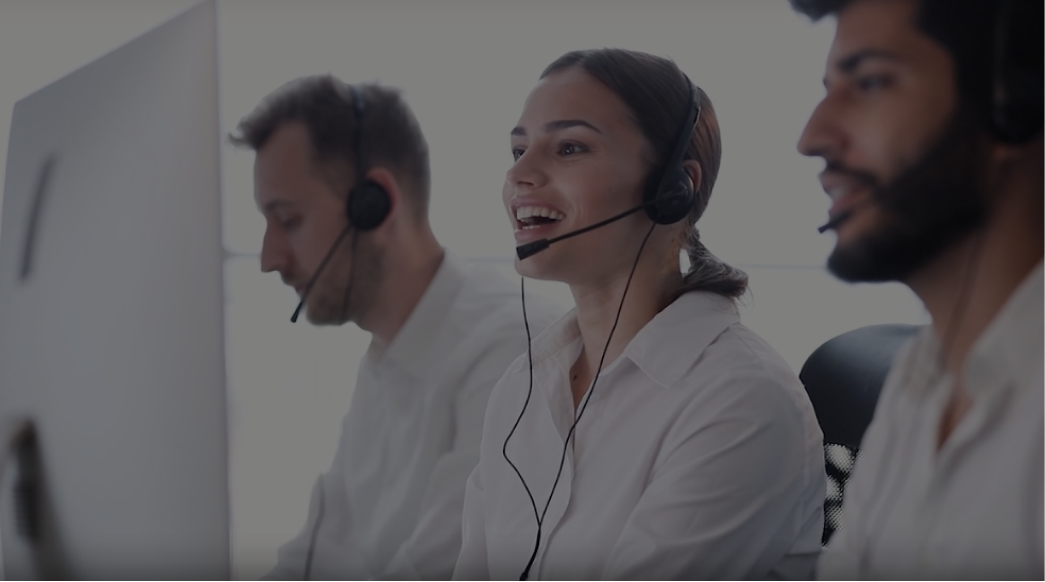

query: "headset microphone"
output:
290 225 354 323
816 197 882 234
289 83 391 324
817 209 855 234
515 199 663 260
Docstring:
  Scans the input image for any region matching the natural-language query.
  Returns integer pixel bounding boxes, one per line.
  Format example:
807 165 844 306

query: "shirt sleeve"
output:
451 347 530 581
261 471 367 580
376 323 524 580
450 464 490 580
259 476 319 580
262 401 370 580
603 366 824 580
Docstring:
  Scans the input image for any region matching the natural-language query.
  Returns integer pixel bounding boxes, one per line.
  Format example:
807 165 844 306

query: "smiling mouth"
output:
515 206 565 229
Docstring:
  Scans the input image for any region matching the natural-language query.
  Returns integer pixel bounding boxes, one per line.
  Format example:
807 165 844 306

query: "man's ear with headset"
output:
349 165 402 238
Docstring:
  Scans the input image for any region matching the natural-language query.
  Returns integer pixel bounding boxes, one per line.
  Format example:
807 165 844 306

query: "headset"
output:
514 78 700 260
990 0 1043 144
818 0 1041 235
345 84 392 230
289 83 391 323
507 75 702 581
644 80 701 225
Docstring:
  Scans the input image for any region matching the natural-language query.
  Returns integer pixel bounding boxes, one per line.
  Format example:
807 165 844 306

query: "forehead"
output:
255 122 313 176
518 67 635 132
253 122 333 207
828 0 925 66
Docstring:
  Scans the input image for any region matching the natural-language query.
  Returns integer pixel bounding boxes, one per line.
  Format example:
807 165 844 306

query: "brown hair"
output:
541 49 748 299
228 74 431 217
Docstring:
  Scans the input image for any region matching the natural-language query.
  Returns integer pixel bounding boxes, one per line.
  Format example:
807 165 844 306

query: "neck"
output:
357 224 445 348
569 257 682 377
905 175 1043 377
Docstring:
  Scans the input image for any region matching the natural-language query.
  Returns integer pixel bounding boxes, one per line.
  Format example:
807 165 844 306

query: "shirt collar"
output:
521 290 741 389
906 259 1043 396
373 250 466 381
964 259 1044 394
624 291 741 388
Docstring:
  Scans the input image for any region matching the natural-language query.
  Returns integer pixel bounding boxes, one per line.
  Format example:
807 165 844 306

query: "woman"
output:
453 49 825 580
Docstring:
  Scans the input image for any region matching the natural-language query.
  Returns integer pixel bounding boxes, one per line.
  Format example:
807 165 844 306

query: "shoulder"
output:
431 265 565 389
698 322 797 384
677 322 821 440
451 264 565 347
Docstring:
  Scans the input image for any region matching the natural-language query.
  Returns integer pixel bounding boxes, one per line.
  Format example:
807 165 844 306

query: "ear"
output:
681 160 703 194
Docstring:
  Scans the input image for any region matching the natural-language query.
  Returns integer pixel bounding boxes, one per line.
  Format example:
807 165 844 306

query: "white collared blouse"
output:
453 290 827 580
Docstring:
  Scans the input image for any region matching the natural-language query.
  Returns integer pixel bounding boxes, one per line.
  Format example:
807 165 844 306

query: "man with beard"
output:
229 75 561 579
789 0 1042 578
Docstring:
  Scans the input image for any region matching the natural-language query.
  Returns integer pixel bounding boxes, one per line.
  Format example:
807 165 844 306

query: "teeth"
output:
515 206 565 221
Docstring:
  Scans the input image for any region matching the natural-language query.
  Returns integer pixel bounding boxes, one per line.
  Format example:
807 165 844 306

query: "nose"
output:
505 148 545 191
797 93 846 161
259 226 289 275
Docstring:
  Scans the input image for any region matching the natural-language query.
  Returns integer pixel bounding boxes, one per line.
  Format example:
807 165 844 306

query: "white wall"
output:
0 1 928 579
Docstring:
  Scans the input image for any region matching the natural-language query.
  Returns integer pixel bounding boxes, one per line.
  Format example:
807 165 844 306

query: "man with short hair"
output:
789 0 1043 578
230 75 562 580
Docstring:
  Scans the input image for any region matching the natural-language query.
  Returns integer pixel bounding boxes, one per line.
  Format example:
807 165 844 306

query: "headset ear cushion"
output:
646 167 693 225
348 181 391 231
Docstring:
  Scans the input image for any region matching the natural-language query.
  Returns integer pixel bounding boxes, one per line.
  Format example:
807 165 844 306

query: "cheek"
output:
856 96 950 178
560 168 610 217
586 165 643 213
291 223 332 266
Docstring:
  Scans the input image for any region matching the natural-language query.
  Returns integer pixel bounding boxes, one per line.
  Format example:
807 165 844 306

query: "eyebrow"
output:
510 119 603 137
823 48 902 86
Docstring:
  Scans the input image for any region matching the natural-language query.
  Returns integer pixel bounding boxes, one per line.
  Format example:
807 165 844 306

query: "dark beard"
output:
826 104 991 283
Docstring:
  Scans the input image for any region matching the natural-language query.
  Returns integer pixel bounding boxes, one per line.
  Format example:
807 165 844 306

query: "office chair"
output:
798 323 922 545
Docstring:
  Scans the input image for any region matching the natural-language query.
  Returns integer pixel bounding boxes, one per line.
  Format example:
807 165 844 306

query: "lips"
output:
820 171 876 222
515 205 565 228
509 198 566 243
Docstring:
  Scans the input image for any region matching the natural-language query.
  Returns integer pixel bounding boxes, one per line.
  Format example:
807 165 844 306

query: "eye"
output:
511 147 525 161
558 142 586 156
856 74 892 92
277 216 301 231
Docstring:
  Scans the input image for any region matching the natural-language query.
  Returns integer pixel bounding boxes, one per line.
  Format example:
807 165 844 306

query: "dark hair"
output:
228 74 431 217
789 0 1043 139
541 48 748 299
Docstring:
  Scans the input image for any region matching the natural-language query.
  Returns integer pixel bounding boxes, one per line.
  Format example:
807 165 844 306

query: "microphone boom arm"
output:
516 203 649 260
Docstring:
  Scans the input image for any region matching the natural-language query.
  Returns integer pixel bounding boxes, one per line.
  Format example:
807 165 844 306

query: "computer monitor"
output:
0 1 229 578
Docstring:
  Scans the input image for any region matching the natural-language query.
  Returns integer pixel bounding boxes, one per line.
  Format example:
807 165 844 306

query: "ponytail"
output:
677 227 748 299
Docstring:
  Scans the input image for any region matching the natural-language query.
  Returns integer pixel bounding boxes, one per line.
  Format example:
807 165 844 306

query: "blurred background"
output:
0 1 927 578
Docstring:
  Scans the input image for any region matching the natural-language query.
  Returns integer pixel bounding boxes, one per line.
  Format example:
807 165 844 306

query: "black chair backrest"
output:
799 323 922 545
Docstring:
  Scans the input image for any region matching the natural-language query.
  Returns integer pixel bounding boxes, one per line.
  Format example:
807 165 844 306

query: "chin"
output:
514 251 566 283
303 299 351 327
826 230 921 284
305 312 340 327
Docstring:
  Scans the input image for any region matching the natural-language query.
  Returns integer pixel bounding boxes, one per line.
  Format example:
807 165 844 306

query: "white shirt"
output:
263 252 563 581
818 261 1045 580
453 291 827 580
